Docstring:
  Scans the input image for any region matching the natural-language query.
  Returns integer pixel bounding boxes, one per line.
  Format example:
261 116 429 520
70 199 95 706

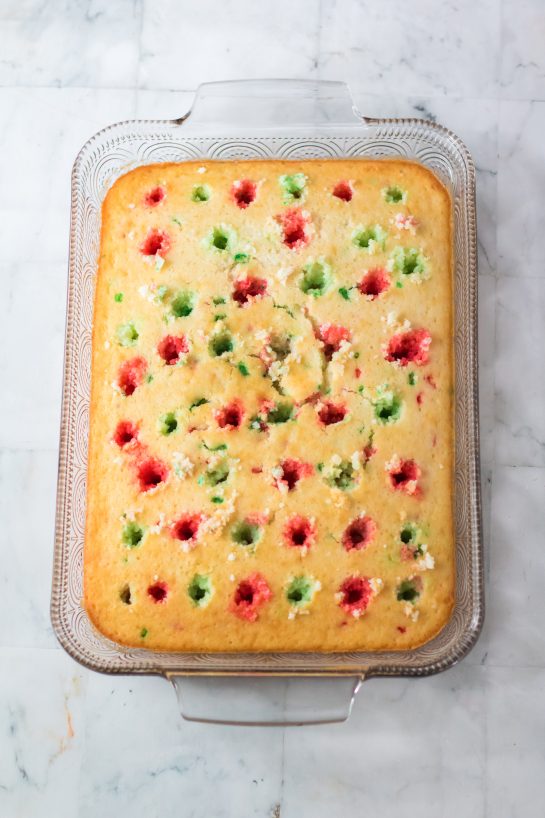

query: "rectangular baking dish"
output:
51 80 483 725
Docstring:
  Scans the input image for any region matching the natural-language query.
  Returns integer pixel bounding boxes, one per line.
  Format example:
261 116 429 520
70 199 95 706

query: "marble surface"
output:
1 1 544 816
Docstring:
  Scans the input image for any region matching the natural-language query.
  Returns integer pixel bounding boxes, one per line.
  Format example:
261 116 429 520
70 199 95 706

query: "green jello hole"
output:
171 291 194 318
159 411 178 436
191 184 211 203
116 321 139 347
205 458 229 487
400 523 417 545
286 576 314 606
326 460 356 491
374 393 402 424
209 226 232 251
122 522 145 548
394 247 426 277
353 225 386 250
279 172 307 202
119 584 132 605
396 579 420 603
267 401 293 424
384 185 406 204
300 261 331 297
209 331 234 357
188 574 212 607
231 520 260 547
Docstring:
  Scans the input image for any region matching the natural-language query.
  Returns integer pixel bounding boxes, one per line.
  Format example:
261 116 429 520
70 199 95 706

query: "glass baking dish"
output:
51 80 483 725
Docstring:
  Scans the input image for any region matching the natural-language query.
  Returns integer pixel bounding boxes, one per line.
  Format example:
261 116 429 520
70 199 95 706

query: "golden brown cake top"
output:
84 158 454 653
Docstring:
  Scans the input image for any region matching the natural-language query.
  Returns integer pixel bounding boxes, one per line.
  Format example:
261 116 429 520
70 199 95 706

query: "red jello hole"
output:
316 324 351 361
216 400 244 430
388 458 421 494
342 515 377 552
278 459 312 491
232 179 257 209
147 581 168 603
172 513 201 542
332 180 353 202
338 576 373 614
157 334 188 365
284 515 315 549
317 401 347 426
385 328 431 367
144 186 166 207
276 208 311 250
231 572 272 622
232 276 268 305
137 457 169 492
117 356 147 397
139 228 171 258
113 420 138 448
358 267 391 299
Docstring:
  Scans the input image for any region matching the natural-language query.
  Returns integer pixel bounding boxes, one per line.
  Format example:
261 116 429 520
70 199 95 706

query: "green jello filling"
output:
237 362 250 377
159 411 178 436
189 397 209 411
408 372 417 386
353 225 387 251
326 460 356 491
400 523 418 544
396 579 420 603
212 296 226 305
191 184 211 203
383 186 406 204
300 260 332 297
374 392 402 424
209 331 234 357
122 521 145 548
140 627 148 638
116 321 139 347
392 247 427 277
207 225 235 252
114 292 123 303
188 574 213 606
267 401 294 424
231 520 260 547
338 286 351 301
119 584 132 605
279 172 307 203
233 252 250 264
171 291 194 318
286 576 314 606
205 458 229 487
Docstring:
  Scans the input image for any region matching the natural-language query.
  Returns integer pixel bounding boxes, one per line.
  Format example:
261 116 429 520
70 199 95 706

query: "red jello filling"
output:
358 267 391 299
316 323 352 361
143 186 166 207
137 457 169 492
388 458 421 495
139 228 171 258
232 276 268 305
342 515 377 552
283 515 316 549
117 356 147 397
277 459 313 491
171 513 202 542
276 208 311 250
332 180 353 202
216 399 244 430
232 179 257 209
147 581 168 603
113 420 139 448
230 572 272 622
317 401 347 426
338 576 373 615
157 334 188 365
385 328 431 367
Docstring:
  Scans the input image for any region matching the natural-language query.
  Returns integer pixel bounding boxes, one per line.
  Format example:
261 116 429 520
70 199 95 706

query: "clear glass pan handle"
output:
178 79 363 130
169 675 363 726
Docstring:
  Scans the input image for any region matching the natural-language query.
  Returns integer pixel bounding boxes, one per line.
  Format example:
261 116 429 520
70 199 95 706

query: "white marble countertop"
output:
1 1 544 816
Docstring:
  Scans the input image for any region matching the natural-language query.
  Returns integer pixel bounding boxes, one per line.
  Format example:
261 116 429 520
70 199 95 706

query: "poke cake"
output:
84 158 455 652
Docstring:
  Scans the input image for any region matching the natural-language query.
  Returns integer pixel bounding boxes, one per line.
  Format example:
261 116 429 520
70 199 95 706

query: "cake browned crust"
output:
84 158 454 652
